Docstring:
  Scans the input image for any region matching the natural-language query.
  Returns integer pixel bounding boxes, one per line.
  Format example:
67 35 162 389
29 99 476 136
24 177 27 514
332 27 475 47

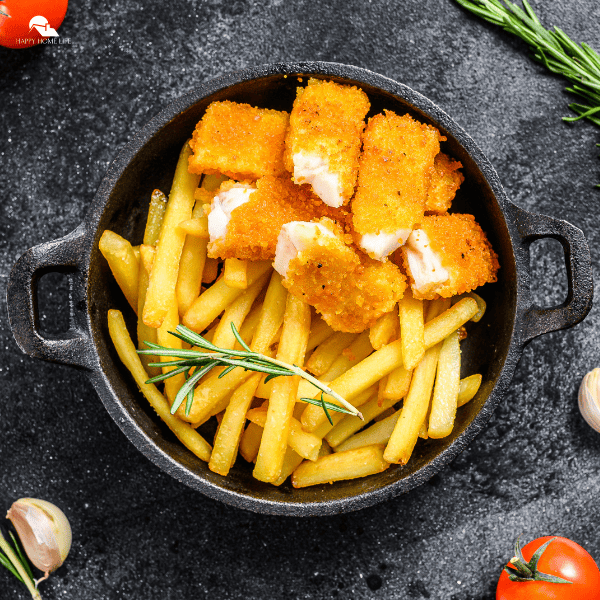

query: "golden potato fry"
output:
254 294 312 482
239 421 263 463
143 142 200 328
399 290 425 370
423 297 477 348
428 329 461 439
182 260 271 333
322 330 374 382
457 374 482 407
384 342 443 465
382 364 412 400
461 292 487 322
336 409 401 453
177 217 209 238
369 308 399 350
305 331 357 377
305 317 336 353
157 303 185 406
272 448 304 486
209 373 263 476
99 230 139 313
137 245 160 378
224 258 248 290
200 173 229 192
325 391 396 448
143 189 168 246
291 445 390 488
107 309 211 462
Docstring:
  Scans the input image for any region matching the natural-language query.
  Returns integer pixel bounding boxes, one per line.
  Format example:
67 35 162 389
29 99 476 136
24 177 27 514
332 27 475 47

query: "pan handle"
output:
510 203 593 345
6 224 97 370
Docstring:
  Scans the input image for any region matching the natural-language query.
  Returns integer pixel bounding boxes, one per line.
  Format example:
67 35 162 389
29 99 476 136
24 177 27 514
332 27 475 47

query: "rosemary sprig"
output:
139 323 363 422
0 526 41 600
455 0 600 129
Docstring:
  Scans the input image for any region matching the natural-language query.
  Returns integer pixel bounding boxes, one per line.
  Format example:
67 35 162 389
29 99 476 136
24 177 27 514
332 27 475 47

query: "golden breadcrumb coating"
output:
208 177 351 261
400 214 499 300
188 101 289 180
284 79 370 204
352 110 442 236
425 153 465 214
282 219 406 332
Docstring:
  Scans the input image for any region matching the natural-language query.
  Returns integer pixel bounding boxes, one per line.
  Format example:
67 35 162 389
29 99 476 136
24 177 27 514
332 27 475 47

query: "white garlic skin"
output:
7 498 72 580
578 367 600 433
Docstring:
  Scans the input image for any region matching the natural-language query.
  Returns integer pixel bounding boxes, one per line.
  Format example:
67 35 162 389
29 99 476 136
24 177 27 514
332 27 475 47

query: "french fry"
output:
336 409 401 453
254 294 312 482
99 230 139 313
177 217 209 238
326 391 396 448
369 308 398 350
201 173 228 192
211 271 270 350
143 142 200 328
137 244 160 378
175 199 210 316
272 448 304 486
224 258 248 289
107 309 211 462
247 408 321 462
182 260 271 333
382 364 412 400
457 292 487 322
384 343 443 465
184 271 287 424
305 317 335 353
201 257 220 284
457 374 482 407
428 329 461 439
423 297 477 348
291 445 390 488
157 303 185 405
399 290 424 370
144 189 168 246
305 331 357 377
209 373 263 476
239 421 263 463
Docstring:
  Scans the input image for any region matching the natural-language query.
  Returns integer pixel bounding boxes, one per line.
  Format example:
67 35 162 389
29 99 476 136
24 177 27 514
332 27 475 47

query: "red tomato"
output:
497 536 600 600
0 0 68 49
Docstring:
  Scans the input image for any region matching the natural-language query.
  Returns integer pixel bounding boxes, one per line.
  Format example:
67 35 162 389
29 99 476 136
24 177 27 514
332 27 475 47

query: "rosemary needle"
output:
139 323 363 423
455 0 600 129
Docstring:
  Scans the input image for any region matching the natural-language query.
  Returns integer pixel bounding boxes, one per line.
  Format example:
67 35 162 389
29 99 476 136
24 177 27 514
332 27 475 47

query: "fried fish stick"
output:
352 111 442 260
401 213 499 300
188 101 289 180
425 153 464 214
108 310 211 462
274 220 406 332
143 142 200 328
284 78 370 207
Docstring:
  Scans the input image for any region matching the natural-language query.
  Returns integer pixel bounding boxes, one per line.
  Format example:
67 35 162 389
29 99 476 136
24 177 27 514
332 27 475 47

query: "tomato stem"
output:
505 537 573 584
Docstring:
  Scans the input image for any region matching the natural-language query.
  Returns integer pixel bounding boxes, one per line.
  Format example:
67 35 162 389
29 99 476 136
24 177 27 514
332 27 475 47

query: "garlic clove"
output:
6 498 72 582
578 367 600 433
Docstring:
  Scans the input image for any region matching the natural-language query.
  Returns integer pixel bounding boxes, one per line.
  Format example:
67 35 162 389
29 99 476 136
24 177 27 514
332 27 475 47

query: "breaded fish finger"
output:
284 79 370 208
352 111 442 260
425 153 465 214
188 101 289 180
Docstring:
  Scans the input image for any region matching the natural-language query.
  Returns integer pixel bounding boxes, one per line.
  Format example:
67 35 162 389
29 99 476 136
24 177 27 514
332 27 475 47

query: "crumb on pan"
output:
399 213 499 300
352 110 443 259
425 153 465 214
284 78 370 207
188 101 289 180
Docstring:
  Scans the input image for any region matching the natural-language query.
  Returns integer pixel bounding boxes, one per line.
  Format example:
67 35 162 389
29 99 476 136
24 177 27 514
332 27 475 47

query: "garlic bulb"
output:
6 498 72 582
579 367 600 433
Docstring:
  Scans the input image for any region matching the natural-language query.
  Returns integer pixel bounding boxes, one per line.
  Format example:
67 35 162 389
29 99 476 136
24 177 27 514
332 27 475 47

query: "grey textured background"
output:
1 1 600 599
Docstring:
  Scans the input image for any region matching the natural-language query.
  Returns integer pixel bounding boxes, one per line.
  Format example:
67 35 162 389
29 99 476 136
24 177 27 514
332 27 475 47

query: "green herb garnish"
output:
0 527 41 600
455 0 600 129
139 323 363 421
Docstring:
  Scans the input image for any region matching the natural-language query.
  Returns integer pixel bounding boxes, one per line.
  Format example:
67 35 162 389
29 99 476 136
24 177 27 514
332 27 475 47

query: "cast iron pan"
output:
6 62 594 516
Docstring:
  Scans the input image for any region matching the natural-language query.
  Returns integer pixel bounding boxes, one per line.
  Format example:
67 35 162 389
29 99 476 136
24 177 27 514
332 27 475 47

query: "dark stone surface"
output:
1 1 599 598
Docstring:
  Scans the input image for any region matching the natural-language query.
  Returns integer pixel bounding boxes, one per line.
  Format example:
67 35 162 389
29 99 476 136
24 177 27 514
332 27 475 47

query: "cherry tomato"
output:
0 0 68 49
497 536 600 600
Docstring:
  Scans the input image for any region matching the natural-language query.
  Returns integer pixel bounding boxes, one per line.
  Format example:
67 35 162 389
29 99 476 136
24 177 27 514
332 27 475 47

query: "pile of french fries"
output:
101 142 485 489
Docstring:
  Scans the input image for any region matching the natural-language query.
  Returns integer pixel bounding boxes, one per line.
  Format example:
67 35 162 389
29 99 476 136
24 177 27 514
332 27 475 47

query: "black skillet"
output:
6 62 594 516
